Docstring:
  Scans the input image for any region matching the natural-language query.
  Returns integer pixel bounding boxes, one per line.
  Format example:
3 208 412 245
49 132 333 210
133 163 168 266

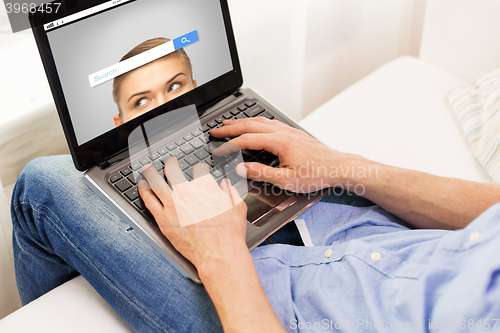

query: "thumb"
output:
235 162 291 186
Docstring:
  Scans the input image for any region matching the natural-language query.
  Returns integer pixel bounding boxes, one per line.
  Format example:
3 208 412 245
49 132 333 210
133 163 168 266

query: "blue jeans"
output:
11 155 375 332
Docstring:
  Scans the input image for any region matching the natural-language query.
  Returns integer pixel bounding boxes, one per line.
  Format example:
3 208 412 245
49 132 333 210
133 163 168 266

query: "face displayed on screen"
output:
112 38 198 127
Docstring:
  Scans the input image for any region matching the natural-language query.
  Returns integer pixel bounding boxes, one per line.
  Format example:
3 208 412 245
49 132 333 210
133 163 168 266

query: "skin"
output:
138 117 500 332
113 55 197 127
138 160 284 333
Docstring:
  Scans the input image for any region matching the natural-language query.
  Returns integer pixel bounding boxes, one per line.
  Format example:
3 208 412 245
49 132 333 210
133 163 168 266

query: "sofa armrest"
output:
0 178 21 319
0 276 133 332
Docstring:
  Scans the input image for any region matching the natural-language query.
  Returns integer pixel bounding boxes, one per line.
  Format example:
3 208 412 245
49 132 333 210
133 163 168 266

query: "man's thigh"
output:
12 155 222 333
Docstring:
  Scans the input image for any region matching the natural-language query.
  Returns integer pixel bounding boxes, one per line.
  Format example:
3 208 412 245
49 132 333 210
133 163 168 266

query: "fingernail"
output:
223 119 234 124
142 164 152 172
235 163 247 177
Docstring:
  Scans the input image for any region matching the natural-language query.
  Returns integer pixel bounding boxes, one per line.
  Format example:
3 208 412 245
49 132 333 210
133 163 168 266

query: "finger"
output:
163 157 188 186
228 133 284 155
220 179 243 207
192 162 211 179
210 118 278 138
227 116 290 129
211 141 242 157
138 180 164 216
141 164 172 204
235 162 292 187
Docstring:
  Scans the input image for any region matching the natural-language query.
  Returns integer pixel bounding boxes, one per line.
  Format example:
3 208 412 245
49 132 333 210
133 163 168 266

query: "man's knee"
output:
13 155 78 207
21 155 75 181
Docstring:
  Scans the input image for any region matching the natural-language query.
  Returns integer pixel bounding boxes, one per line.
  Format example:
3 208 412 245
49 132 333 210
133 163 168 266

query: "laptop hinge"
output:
99 149 130 169
198 89 241 119
98 161 111 169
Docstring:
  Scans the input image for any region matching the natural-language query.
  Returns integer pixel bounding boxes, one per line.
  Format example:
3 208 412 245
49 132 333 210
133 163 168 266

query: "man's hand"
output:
138 158 287 333
138 159 247 269
211 116 500 230
211 117 365 193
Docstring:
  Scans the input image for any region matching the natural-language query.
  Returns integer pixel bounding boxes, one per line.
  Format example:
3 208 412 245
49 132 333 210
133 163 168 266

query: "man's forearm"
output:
198 243 286 333
344 159 500 230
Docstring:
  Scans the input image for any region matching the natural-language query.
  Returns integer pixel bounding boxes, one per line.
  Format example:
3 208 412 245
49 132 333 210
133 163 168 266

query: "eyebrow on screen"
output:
127 72 187 103
166 72 186 85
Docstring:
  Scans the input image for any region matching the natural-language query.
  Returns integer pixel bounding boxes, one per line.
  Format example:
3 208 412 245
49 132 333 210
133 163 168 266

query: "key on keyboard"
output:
108 99 280 225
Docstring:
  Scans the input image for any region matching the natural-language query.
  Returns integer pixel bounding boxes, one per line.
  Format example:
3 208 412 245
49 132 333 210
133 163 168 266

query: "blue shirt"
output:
251 201 500 332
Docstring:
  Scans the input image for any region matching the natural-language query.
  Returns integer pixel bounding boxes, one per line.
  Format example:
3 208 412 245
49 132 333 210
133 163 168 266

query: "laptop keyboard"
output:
107 99 279 226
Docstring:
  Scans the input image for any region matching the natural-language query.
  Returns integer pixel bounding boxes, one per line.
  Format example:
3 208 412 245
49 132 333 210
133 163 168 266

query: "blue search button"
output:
173 30 199 50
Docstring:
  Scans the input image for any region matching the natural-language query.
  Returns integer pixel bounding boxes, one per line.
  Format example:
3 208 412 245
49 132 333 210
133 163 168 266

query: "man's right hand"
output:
210 117 366 193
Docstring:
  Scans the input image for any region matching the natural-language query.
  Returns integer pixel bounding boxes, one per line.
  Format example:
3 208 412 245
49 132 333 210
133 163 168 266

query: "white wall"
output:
419 0 500 82
228 0 428 120
0 3 10 32
0 0 427 121
227 1 308 119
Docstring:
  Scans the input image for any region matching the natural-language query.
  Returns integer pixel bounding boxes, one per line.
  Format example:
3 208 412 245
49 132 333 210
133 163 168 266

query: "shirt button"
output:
370 252 382 261
469 231 482 243
324 249 333 258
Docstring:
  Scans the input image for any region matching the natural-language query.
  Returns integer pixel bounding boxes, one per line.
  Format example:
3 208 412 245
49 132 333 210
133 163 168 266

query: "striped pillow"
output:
447 67 500 183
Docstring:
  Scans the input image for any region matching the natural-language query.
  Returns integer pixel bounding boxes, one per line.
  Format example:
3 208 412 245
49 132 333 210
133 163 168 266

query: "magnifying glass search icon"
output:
173 31 199 50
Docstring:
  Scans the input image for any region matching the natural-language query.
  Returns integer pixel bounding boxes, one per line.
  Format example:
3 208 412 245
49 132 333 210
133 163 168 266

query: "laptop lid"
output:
29 0 243 171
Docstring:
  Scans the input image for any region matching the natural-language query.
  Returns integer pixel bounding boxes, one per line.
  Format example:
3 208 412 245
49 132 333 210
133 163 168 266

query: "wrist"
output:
197 240 252 284
325 154 382 194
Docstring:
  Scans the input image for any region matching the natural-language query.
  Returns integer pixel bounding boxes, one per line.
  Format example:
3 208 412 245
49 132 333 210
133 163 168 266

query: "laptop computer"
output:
29 0 326 282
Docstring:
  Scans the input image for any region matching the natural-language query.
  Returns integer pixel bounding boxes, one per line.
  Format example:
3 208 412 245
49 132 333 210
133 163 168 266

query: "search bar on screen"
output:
88 30 199 88
173 30 199 50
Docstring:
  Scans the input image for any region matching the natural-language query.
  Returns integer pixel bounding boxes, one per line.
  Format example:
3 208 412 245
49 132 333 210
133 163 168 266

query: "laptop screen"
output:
43 0 233 146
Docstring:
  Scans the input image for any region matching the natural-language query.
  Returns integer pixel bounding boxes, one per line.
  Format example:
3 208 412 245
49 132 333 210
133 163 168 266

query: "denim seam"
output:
11 202 23 229
21 201 174 333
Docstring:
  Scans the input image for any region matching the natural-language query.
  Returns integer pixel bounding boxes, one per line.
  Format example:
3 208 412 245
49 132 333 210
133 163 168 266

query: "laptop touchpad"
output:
243 181 297 227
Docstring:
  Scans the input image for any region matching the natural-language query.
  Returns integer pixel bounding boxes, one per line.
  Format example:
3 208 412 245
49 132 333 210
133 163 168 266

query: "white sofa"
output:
2 0 500 331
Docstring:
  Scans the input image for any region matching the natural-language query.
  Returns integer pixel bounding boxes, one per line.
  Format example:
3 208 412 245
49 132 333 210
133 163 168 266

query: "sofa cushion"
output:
300 56 492 183
447 67 500 184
